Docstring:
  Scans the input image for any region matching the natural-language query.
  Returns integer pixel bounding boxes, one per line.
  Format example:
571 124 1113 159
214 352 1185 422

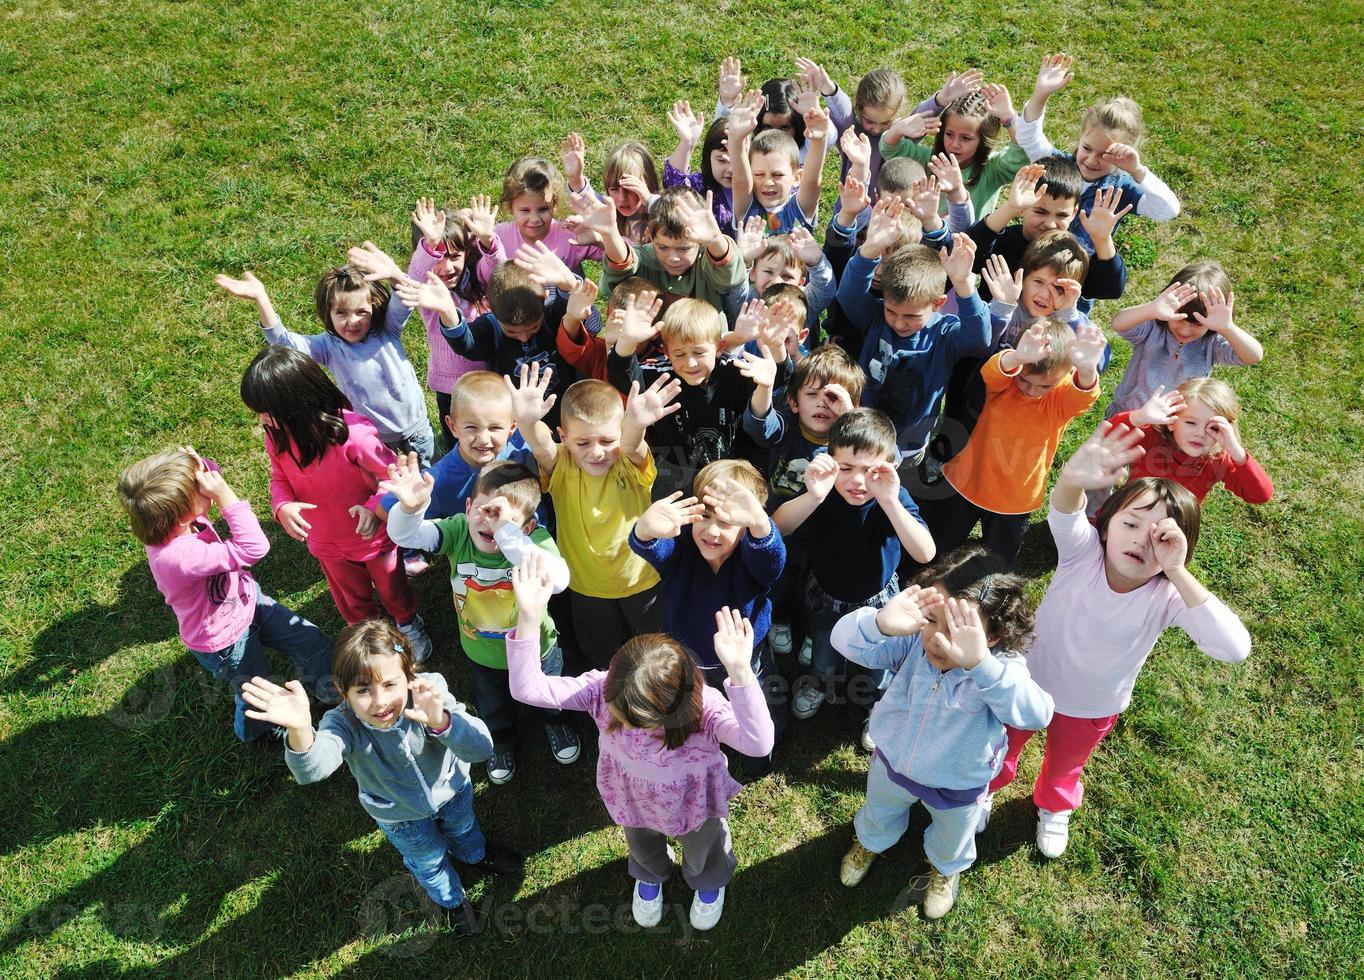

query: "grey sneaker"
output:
922 870 959 920
397 615 432 664
769 622 793 655
798 637 813 666
792 681 826 720
487 743 516 785
545 721 581 764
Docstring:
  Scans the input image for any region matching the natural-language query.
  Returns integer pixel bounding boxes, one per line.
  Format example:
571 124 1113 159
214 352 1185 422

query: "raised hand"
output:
514 240 576 291
702 477 767 533
1191 287 1236 333
636 491 705 540
1012 321 1053 365
838 174 871 218
938 67 985 106
1054 276 1083 312
561 132 587 188
347 241 404 283
1149 517 1188 572
1068 322 1108 374
790 75 822 117
1005 163 1046 213
215 270 270 303
731 298 767 344
938 233 978 291
241 676 312 731
886 110 942 143
1076 184 1135 243
464 193 497 245
801 103 831 143
861 195 907 256
504 361 557 427
1131 385 1186 428
394 271 459 323
564 277 599 324
867 459 901 505
737 214 767 263
794 56 836 97
839 128 872 175
668 99 705 145
803 452 839 500
569 190 618 238
980 82 1016 121
1101 141 1143 176
626 374 683 428
512 549 555 623
980 254 1023 305
276 501 317 541
1150 281 1199 322
1033 53 1074 99
404 676 448 729
379 450 435 513
787 225 823 266
758 297 802 354
413 197 447 247
926 596 989 669
349 504 380 538
192 457 232 504
874 584 944 637
618 292 664 345
736 345 778 390
903 175 943 223
712 607 757 684
726 89 766 140
928 152 969 204
1061 420 1148 491
718 55 745 108
674 189 724 244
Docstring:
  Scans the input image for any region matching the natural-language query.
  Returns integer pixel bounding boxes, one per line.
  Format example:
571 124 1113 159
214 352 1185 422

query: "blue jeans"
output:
806 575 899 708
376 780 486 908
469 644 564 745
190 587 335 742
387 424 437 469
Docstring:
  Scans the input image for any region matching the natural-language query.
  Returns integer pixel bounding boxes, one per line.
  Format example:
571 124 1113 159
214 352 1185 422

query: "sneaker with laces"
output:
465 841 522 876
769 622 793 655
792 681 826 720
632 879 664 928
402 549 430 577
544 721 581 764
397 615 433 664
922 869 959 919
975 792 995 834
860 716 876 753
839 840 877 887
797 637 813 666
439 900 482 936
1036 808 1071 858
487 743 516 785
689 886 726 931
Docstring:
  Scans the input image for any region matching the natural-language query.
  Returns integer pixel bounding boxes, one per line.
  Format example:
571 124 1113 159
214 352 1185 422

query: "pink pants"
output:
318 549 418 626
988 711 1120 813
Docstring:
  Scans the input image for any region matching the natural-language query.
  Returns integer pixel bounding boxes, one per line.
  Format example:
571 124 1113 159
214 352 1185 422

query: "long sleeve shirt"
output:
1109 412 1274 504
1105 319 1248 419
602 240 748 314
406 240 496 394
494 220 604 277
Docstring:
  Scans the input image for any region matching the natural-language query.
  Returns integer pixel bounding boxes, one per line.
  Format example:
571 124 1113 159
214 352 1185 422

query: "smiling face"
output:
664 339 718 387
1021 267 1066 318
1020 193 1078 241
1170 398 1219 457
330 288 374 344
882 294 943 337
831 446 888 505
1166 309 1210 345
1101 491 1169 591
690 507 744 569
450 402 515 468
344 653 411 729
557 416 623 477
433 247 466 289
652 232 701 277
941 112 982 166
511 191 554 243
750 149 800 210
1074 125 1117 182
751 252 803 293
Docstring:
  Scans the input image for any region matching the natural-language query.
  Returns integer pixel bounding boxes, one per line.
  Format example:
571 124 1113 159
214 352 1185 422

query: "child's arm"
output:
666 99 705 176
1052 420 1149 514
1073 186 1129 300
489 514 570 593
570 191 629 265
175 454 272 573
773 453 838 535
609 293 664 360
708 609 776 757
509 553 608 710
928 153 979 233
561 132 588 195
879 109 942 153
931 598 1055 731
838 128 872 186
393 273 489 359
704 478 785 582
1207 415 1274 503
241 676 337 760
622 374 683 468
407 674 495 763
1111 281 1199 335
1017 54 1072 160
216 271 324 358
675 189 736 266
379 452 442 552
736 344 779 420
1196 288 1262 365
1067 322 1108 392
346 242 415 334
985 162 1046 235
726 89 765 221
632 491 705 545
1098 142 1182 220
1150 518 1252 661
505 362 561 478
833 586 943 670
868 460 935 563
796 56 850 133
717 55 744 112
796 105 832 222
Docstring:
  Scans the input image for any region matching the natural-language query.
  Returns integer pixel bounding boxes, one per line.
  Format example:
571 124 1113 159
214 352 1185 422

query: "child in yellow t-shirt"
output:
922 317 1104 568
508 363 682 668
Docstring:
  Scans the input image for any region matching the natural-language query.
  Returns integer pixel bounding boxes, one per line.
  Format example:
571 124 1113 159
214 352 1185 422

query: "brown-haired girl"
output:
493 154 604 277
506 551 774 933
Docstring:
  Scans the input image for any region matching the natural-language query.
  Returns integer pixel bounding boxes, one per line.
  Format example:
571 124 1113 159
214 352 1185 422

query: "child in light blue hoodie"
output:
831 546 1053 920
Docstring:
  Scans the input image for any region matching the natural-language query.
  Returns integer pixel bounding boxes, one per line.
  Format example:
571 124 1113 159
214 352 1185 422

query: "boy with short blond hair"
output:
728 88 831 234
723 228 835 334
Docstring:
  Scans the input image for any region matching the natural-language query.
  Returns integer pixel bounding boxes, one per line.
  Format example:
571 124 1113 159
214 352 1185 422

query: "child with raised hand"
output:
796 57 906 192
242 621 519 936
1110 379 1274 505
118 448 335 743
920 318 1105 568
382 451 580 785
834 546 1053 919
407 197 501 451
1106 261 1262 418
664 101 735 234
775 410 936 742
630 459 787 776
216 248 436 466
564 134 661 246
558 280 658 384
723 226 835 335
494 155 604 276
1013 53 1180 254
507 550 774 931
509 371 676 669
982 421 1251 859
727 86 831 234
239 346 433 660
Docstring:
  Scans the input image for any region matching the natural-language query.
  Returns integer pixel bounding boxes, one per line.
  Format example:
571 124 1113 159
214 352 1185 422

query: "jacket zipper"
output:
903 670 943 773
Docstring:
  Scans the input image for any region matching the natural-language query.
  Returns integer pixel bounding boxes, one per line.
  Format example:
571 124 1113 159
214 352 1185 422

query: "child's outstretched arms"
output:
726 88 766 220
505 361 561 477
242 676 317 753
509 552 602 708
216 271 280 330
622 374 683 467
867 456 936 563
1052 420 1147 514
832 584 943 671
709 607 776 757
1111 280 1198 334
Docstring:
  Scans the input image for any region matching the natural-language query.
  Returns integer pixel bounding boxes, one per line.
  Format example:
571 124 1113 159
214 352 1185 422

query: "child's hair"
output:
472 460 542 518
560 378 625 428
1019 316 1076 376
606 140 661 239
759 282 810 325
855 68 906 116
749 128 801 172
118 450 199 545
881 244 947 305
1095 477 1201 564
314 266 392 339
659 298 724 348
1159 259 1232 325
437 211 488 308
487 262 546 326
500 156 565 214
699 116 731 192
693 458 768 507
759 78 807 147
449 370 513 422
1037 154 1083 206
610 276 661 310
647 186 703 239
877 157 925 198
334 620 417 694
757 235 800 274
1021 230 1091 283
788 343 866 403
930 92 1003 187
1161 377 1241 456
828 408 897 462
915 545 1034 653
240 347 350 467
604 634 704 750
1080 96 1144 147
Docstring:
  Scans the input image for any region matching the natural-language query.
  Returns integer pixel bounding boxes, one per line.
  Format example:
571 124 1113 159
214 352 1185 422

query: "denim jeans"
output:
387 424 437 468
469 644 564 745
376 779 486 908
805 575 899 708
190 587 335 742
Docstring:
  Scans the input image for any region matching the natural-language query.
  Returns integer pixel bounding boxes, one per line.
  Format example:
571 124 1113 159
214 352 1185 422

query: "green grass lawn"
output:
2 0 1363 975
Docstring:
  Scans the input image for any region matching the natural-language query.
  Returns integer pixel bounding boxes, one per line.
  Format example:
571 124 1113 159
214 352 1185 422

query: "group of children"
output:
118 52 1268 933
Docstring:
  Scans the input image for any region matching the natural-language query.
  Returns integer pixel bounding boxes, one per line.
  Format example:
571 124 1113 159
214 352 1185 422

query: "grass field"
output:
2 0 1363 975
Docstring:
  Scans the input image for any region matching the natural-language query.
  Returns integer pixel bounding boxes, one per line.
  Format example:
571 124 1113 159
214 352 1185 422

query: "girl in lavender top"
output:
663 103 735 235
506 551 774 934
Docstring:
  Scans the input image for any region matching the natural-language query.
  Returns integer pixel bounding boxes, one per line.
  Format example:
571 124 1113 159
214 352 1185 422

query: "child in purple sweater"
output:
507 551 774 933
118 449 335 742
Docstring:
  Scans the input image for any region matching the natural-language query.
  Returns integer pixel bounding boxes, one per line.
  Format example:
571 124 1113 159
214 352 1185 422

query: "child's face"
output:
856 103 897 138
451 403 516 467
882 294 945 337
941 112 982 165
750 150 800 211
557 416 623 477
751 253 804 293
1020 194 1078 241
500 318 543 343
345 654 410 729
608 177 647 218
1014 365 1069 400
1165 307 1209 345
511 192 554 243
1020 267 1067 318
464 491 532 553
918 586 989 671
652 232 701 276
433 247 467 288
1102 491 1169 588
330 288 374 344
790 382 839 435
1075 126 1118 182
691 502 744 567
664 340 718 387
709 146 733 187
831 446 889 505
1170 398 1219 457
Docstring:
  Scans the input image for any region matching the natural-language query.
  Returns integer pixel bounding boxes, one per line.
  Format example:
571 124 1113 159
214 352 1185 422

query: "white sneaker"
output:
632 880 664 928
1036 808 1072 858
860 716 876 753
769 622 793 655
975 792 995 834
689 886 725 931
792 682 826 720
797 637 813 666
922 870 959 920
397 615 432 664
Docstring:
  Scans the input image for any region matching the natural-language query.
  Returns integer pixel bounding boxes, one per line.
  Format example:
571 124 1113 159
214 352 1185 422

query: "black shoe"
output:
545 721 581 764
486 743 515 785
466 841 523 877
440 900 482 936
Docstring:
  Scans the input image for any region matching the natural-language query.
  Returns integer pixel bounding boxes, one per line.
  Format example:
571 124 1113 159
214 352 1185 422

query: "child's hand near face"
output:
803 452 839 500
885 110 942 145
1069 322 1107 383
937 67 984 107
1004 163 1046 215
674 190 725 246
823 383 855 417
837 175 871 224
717 55 745 109
790 75 821 117
732 298 767 344
348 504 380 538
758 298 801 357
787 226 824 267
1149 281 1200 323
701 478 769 536
464 194 497 247
860 195 907 259
867 460 901 506
561 132 587 191
874 584 943 637
1149 517 1188 573
1101 141 1143 177
613 293 663 353
379 451 435 514
504 362 558 429
1192 287 1236 334
180 448 234 508
569 191 619 238
625 374 684 429
514 241 576 291
938 232 978 295
737 215 767 264
394 271 460 325
929 153 970 205
1013 322 1053 365
478 495 518 534
713 607 757 686
404 676 448 730
1076 185 1134 245
413 197 447 249
512 549 556 628
636 491 706 541
1054 277 1083 312
616 174 655 214
927 597 989 670
347 241 405 284
1205 414 1247 462
241 676 313 740
1132 385 1186 428
980 254 1023 306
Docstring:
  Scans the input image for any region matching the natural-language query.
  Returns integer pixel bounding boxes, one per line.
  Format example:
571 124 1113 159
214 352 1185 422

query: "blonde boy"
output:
727 89 831 234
